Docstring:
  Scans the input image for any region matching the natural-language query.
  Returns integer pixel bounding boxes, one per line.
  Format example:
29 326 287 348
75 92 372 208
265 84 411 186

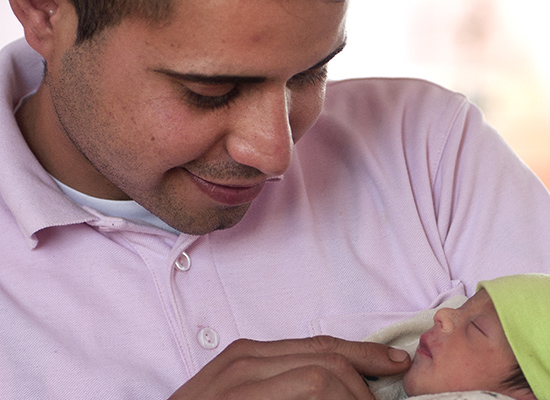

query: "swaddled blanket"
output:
362 295 515 400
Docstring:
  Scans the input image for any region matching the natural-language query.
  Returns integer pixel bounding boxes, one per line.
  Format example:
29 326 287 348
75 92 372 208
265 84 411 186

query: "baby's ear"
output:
9 0 61 56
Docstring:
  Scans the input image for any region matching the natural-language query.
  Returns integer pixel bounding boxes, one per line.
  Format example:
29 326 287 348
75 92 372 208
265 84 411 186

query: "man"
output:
1 0 549 399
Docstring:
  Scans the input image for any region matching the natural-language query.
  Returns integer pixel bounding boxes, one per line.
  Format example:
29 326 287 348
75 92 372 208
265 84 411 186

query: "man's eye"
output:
181 87 240 110
172 79 241 110
288 66 328 88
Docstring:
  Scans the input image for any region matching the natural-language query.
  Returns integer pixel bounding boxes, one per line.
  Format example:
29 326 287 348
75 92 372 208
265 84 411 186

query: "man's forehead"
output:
165 1 346 56
173 0 347 16
135 0 347 81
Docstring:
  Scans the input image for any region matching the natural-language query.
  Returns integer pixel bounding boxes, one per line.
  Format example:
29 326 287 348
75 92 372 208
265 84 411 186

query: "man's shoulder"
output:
326 77 464 99
324 77 467 114
0 39 43 95
314 77 470 142
0 38 41 66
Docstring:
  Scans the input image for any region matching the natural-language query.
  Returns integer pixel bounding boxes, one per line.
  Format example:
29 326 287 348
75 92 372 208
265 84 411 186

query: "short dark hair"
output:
68 0 173 44
501 364 533 395
68 0 345 44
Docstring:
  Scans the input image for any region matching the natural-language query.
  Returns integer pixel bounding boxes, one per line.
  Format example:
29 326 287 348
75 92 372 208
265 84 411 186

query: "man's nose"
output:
433 308 458 334
225 87 294 177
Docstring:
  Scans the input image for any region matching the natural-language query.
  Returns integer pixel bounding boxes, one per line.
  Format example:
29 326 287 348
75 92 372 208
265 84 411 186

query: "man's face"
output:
45 0 347 234
403 290 519 396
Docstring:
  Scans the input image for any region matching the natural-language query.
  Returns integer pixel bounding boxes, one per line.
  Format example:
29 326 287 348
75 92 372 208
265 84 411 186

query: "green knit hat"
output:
477 274 550 399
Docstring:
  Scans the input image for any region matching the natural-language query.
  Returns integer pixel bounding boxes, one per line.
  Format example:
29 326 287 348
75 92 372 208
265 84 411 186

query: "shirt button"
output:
174 252 191 271
197 328 220 350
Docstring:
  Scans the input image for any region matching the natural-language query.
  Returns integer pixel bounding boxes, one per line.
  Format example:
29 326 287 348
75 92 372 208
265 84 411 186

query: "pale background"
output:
1 0 549 187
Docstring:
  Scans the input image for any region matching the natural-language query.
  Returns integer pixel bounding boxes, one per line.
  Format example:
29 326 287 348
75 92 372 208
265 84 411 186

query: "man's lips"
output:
188 172 266 206
416 334 432 358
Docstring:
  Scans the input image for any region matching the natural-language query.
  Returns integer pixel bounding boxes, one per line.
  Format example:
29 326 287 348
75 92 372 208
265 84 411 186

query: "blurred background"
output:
1 0 549 187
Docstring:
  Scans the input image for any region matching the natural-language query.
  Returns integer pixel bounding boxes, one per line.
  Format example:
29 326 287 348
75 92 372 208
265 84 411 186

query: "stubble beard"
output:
46 44 254 235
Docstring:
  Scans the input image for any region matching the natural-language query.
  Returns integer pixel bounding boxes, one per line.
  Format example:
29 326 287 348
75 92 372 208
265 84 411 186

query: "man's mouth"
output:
187 171 266 206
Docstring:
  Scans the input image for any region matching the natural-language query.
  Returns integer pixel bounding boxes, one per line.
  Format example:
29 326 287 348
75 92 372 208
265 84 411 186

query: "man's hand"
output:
168 336 411 400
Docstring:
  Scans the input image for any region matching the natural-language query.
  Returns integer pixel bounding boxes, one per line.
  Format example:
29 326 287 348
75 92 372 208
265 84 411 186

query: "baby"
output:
365 274 549 400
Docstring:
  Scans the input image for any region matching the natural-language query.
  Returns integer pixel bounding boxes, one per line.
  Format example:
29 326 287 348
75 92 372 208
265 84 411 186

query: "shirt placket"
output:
124 230 241 378
165 234 241 376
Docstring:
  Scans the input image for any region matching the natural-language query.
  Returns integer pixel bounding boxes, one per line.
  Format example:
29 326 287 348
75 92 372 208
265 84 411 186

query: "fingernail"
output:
388 348 408 363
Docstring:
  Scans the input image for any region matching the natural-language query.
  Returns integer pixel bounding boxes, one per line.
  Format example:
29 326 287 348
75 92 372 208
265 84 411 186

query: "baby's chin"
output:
401 369 415 396
401 357 429 396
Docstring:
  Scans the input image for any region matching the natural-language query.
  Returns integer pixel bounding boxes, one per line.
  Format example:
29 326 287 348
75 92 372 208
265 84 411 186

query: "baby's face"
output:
403 290 517 396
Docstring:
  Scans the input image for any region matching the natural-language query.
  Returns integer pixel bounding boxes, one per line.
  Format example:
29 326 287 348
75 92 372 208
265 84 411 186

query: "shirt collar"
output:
0 41 107 248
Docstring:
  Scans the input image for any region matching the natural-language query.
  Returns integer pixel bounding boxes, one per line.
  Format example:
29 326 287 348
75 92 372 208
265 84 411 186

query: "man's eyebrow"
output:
154 69 266 85
306 38 347 71
154 38 347 84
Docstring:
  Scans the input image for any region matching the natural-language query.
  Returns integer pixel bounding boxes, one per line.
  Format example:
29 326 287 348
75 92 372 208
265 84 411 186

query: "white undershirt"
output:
51 176 180 235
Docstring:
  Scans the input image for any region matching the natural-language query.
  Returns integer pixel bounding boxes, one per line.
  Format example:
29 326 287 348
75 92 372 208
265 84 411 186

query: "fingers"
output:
228 336 411 377
168 337 410 400
217 352 374 399
221 366 375 400
319 338 411 376
172 352 373 400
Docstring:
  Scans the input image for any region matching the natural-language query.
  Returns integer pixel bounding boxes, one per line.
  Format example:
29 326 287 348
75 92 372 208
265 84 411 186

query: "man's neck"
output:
15 84 130 200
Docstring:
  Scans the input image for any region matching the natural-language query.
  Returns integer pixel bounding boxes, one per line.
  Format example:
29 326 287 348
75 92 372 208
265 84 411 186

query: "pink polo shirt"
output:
2 39 550 399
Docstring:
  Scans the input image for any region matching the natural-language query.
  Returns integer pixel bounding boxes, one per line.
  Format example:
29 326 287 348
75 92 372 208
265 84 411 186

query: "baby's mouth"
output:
416 334 432 358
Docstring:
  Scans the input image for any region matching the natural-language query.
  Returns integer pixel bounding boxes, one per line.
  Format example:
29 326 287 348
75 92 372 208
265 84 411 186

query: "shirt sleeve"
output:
429 94 550 295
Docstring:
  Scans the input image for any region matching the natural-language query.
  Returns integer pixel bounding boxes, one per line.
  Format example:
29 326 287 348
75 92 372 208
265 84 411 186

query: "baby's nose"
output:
433 308 457 334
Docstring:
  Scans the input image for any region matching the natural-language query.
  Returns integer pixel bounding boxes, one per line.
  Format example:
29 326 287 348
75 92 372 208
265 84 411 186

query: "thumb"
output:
341 341 411 377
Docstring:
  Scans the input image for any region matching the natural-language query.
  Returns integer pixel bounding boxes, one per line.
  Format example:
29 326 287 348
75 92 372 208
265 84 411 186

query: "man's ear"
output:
9 0 60 56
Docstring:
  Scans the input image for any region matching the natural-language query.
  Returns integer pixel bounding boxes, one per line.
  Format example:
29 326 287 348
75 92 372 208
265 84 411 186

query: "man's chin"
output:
166 203 251 235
